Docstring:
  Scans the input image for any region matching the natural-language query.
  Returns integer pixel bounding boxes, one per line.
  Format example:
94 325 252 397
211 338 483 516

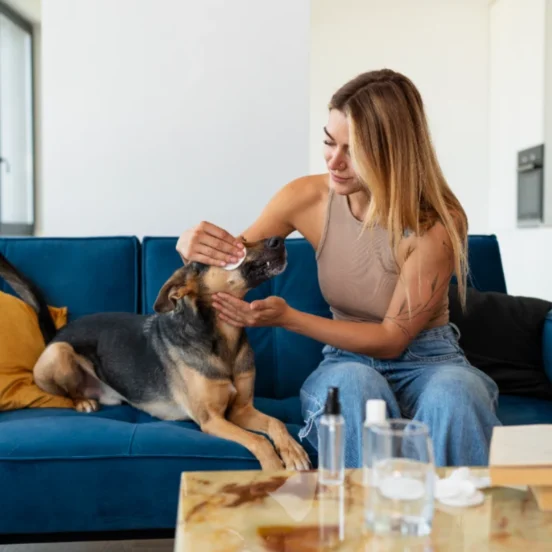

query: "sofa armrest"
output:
544 310 552 384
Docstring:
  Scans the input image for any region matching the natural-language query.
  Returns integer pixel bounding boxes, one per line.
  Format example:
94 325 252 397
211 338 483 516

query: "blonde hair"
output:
329 69 468 308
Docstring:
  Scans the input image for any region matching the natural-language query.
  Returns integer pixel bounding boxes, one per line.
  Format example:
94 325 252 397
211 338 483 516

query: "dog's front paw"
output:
74 399 99 413
278 436 312 472
260 455 285 471
256 443 285 471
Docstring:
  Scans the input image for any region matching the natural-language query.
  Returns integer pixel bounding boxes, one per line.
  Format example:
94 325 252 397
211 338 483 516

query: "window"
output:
0 1 34 236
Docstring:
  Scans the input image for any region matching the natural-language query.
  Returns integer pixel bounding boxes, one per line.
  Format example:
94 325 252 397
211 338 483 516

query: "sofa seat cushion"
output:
496 395 552 425
0 401 316 535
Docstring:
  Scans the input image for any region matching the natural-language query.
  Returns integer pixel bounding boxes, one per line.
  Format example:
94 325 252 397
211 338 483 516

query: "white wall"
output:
309 0 490 234
40 0 310 237
489 0 552 301
36 0 552 301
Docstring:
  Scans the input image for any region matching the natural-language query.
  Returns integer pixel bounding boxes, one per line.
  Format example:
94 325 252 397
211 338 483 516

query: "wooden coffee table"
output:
174 468 552 551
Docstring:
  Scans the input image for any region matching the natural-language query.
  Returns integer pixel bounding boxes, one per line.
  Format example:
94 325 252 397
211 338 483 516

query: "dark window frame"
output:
0 0 35 236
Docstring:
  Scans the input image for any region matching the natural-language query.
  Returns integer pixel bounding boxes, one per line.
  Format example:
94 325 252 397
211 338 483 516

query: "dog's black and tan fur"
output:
0 237 310 471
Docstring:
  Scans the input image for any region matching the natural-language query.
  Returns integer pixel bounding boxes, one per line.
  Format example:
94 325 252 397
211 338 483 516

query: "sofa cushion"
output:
497 394 552 425
461 234 507 293
449 285 552 400
0 403 317 534
0 237 140 320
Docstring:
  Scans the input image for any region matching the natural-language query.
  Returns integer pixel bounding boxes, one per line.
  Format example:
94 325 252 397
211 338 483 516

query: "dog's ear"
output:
153 269 199 313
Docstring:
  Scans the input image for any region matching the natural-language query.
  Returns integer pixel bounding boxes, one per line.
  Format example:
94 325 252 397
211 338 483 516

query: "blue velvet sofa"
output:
0 234 551 542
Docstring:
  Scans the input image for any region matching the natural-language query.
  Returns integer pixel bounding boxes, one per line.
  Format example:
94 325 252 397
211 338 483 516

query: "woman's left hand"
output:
212 293 291 328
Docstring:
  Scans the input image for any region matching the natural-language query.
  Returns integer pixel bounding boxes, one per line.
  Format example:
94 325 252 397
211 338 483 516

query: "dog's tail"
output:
0 251 58 344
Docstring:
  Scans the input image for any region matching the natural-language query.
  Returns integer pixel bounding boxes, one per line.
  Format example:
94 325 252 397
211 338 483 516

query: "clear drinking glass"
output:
365 419 435 537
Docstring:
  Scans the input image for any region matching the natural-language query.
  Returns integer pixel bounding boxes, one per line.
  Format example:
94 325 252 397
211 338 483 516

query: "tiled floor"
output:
0 540 174 552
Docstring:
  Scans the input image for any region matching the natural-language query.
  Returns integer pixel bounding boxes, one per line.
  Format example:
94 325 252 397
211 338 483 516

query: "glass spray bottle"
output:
318 386 345 485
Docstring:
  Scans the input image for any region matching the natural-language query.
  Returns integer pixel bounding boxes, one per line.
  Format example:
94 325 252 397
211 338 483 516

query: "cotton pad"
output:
434 467 489 508
448 467 490 489
435 479 476 500
223 248 247 271
438 490 485 508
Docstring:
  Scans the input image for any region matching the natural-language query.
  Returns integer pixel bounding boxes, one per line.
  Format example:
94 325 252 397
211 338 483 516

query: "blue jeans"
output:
298 324 501 467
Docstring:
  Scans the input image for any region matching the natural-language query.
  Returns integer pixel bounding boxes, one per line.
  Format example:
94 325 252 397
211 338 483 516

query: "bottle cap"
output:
324 386 341 415
365 399 387 423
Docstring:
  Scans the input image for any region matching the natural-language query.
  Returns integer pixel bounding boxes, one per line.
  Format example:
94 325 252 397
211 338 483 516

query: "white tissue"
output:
223 248 247 271
434 467 489 508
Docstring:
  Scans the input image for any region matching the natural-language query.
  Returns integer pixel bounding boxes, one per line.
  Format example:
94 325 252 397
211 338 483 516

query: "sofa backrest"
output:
1 234 507 400
461 234 507 294
0 237 140 321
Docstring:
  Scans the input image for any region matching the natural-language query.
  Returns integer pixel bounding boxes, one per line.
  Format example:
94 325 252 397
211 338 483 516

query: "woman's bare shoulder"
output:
398 221 453 268
281 173 329 202
240 174 329 242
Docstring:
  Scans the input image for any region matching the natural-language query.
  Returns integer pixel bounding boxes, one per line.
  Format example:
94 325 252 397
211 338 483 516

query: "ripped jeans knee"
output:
297 351 400 468
298 389 324 449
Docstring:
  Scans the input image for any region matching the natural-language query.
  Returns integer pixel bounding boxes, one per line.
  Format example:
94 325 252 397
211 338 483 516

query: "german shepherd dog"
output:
0 237 310 471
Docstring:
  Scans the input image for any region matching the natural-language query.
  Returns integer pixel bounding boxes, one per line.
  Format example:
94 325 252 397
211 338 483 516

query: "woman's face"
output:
323 109 362 194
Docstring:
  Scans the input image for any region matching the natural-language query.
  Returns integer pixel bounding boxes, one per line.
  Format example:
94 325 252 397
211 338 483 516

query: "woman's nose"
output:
328 153 346 170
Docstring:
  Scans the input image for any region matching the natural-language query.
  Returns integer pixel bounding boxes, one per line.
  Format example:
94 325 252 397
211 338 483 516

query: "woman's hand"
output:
212 294 292 328
176 221 245 267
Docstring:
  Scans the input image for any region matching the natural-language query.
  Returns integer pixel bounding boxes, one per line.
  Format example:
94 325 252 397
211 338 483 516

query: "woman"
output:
176 69 501 468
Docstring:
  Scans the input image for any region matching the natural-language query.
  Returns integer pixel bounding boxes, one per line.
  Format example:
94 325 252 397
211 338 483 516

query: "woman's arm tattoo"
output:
384 241 453 339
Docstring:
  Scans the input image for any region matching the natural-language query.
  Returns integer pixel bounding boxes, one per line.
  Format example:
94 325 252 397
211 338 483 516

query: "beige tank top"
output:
316 188 449 325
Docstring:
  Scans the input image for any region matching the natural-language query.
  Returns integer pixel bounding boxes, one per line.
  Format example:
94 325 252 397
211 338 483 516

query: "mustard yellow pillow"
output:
0 290 74 410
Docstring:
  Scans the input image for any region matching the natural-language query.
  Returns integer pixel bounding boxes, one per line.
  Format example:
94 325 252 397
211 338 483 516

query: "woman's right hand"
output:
176 221 245 267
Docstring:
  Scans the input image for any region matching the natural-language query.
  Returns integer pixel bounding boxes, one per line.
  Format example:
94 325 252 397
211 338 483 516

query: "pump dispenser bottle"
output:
318 387 345 485
362 399 387 485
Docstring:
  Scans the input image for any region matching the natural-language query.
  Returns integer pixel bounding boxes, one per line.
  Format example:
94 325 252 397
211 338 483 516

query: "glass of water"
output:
365 419 435 537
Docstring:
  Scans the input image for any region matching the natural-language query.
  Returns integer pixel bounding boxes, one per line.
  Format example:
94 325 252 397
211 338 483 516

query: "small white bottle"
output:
362 399 387 486
318 387 345 485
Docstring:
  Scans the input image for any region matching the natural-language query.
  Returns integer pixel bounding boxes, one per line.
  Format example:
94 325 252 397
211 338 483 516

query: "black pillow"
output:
448 284 552 400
